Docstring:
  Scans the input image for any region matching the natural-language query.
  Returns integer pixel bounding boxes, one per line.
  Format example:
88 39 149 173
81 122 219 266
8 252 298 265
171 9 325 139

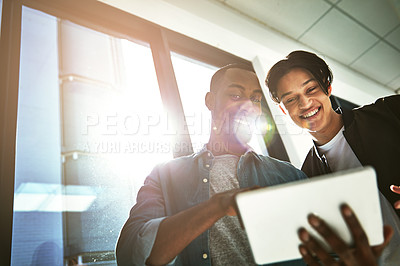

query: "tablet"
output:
235 166 383 265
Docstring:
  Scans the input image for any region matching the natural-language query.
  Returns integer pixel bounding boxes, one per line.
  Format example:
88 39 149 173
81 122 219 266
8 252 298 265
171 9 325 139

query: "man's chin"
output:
299 119 318 132
234 130 253 145
231 119 254 145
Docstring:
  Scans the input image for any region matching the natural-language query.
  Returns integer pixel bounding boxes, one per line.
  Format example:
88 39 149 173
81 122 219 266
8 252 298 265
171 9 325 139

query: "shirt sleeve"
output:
133 217 166 264
281 159 309 181
378 192 400 265
116 166 174 265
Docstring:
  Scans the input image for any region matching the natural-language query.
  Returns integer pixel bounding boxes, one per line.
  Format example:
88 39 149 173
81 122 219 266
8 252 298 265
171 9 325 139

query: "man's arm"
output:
146 188 249 266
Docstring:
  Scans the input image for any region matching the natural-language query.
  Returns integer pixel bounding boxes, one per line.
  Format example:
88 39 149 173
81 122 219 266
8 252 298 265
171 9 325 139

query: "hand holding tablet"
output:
235 167 388 265
298 203 393 266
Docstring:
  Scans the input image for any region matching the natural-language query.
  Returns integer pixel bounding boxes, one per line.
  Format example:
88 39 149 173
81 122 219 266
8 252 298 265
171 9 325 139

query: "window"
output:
171 52 217 152
2 1 289 264
12 7 62 266
12 7 173 265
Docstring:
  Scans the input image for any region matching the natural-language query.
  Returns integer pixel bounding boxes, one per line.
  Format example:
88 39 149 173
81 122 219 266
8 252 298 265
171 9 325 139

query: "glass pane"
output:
171 53 267 154
12 6 172 265
12 7 62 266
171 53 217 152
0 0 3 32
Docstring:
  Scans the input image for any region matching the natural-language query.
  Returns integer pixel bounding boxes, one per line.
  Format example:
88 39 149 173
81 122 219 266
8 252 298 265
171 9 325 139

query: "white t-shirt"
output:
317 126 362 172
316 127 400 265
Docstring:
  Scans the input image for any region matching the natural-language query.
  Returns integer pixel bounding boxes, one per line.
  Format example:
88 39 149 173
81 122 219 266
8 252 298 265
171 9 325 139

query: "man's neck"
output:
310 111 343 146
207 134 249 157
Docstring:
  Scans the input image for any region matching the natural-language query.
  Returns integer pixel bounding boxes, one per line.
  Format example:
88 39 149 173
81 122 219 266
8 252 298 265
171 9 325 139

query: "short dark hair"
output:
265 50 333 103
210 63 255 93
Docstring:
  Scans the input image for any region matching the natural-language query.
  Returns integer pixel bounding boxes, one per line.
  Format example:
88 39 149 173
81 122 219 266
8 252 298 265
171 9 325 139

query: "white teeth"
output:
234 119 250 126
302 108 319 118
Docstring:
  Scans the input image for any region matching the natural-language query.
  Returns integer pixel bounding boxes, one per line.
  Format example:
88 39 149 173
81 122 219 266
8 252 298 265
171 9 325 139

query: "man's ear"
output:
205 92 215 111
327 85 332 96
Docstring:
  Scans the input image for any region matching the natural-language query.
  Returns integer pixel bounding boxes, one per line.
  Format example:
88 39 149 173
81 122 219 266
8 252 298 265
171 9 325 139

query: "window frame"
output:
0 0 289 264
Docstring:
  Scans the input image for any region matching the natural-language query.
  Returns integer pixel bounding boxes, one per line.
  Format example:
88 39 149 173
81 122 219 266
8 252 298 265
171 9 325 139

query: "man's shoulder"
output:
144 153 199 186
153 152 197 171
256 152 288 164
340 95 400 129
373 94 400 106
353 95 400 113
251 153 308 184
256 153 304 173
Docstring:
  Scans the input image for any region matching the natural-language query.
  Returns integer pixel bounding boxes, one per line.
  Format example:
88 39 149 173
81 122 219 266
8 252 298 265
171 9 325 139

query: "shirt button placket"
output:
204 154 211 188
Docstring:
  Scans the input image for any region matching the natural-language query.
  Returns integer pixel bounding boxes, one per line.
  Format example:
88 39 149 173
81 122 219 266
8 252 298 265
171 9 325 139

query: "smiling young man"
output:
116 64 309 266
266 51 400 209
266 50 400 264
274 67 342 145
205 66 264 155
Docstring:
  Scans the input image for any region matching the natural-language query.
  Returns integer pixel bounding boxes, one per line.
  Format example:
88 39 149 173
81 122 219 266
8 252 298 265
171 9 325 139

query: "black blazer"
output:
301 95 400 217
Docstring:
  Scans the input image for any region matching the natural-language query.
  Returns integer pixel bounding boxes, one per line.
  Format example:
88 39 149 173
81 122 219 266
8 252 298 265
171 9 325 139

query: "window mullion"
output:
150 28 193 158
0 0 23 265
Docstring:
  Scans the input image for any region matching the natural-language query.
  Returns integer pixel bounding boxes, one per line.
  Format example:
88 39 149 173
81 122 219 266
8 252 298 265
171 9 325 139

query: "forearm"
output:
146 197 225 265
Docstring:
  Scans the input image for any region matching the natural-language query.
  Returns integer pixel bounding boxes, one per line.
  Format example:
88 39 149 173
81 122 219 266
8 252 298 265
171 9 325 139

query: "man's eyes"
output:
307 87 317 93
284 87 318 104
230 94 241 100
251 97 262 103
229 94 262 102
285 97 297 104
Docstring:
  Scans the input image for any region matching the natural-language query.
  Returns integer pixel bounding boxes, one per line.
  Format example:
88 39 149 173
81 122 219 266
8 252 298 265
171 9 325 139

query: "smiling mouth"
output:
300 107 321 119
234 118 251 126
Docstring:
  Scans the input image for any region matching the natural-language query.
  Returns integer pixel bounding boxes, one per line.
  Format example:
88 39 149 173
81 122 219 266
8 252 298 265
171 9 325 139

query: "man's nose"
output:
298 95 312 109
239 98 259 115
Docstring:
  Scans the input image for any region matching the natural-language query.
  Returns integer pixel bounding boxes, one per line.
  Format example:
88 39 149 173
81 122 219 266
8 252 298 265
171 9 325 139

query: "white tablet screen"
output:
235 166 383 265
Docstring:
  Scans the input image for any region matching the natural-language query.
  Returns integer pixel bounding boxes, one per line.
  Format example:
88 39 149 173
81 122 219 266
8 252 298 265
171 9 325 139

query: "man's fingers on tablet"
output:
394 200 400 210
306 213 362 264
307 214 349 252
298 245 320 266
298 228 337 265
340 204 370 247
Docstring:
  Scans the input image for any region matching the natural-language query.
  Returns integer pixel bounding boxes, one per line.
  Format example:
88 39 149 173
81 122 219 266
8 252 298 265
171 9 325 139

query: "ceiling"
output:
210 0 400 93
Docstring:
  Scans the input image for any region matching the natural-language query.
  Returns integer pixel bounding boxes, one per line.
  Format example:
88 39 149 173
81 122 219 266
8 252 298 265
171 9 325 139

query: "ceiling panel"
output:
202 0 400 92
337 0 400 37
299 8 379 64
387 74 400 91
351 41 400 86
222 0 331 39
386 25 400 50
